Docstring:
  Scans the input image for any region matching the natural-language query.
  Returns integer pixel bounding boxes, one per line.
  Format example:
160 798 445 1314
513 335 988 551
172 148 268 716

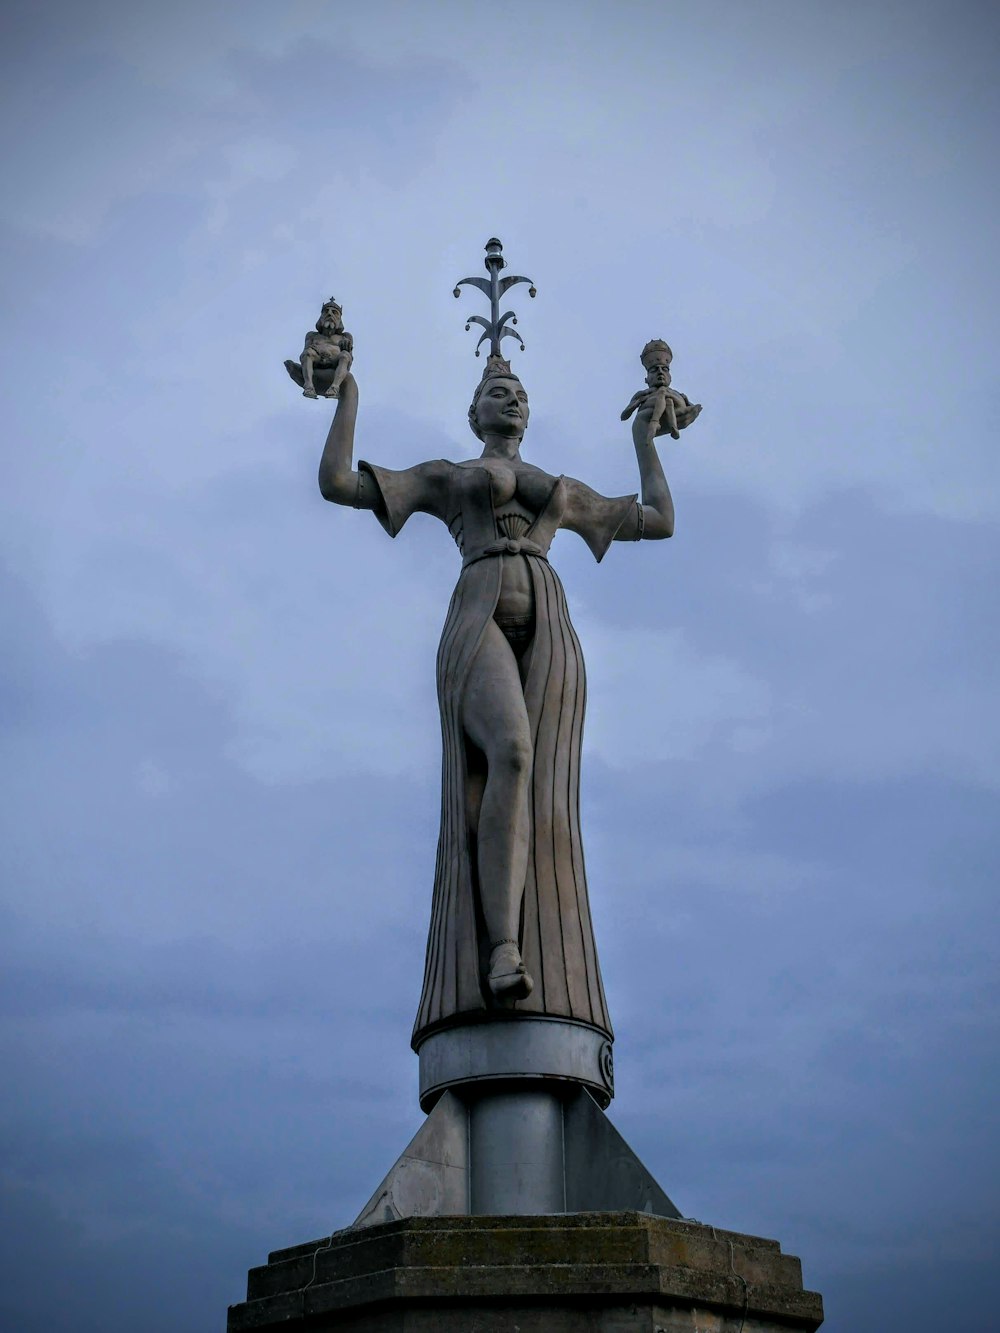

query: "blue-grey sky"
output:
1 2 997 1329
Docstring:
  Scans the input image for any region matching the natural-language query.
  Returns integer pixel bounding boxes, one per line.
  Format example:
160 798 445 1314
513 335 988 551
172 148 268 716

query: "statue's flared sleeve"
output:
560 478 638 561
357 459 452 537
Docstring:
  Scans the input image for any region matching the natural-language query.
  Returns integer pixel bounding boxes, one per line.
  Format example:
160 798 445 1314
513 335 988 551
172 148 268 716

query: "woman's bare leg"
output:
462 619 533 997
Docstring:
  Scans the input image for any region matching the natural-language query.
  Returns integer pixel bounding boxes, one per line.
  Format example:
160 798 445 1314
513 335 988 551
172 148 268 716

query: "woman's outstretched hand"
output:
631 397 664 445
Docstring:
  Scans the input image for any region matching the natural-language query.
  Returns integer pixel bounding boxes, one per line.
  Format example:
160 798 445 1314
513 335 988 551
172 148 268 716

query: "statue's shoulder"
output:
363 457 454 483
410 457 458 503
559 471 598 499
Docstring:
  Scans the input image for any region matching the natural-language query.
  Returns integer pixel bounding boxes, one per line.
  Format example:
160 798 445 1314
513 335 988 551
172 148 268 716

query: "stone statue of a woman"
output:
317 354 677 1054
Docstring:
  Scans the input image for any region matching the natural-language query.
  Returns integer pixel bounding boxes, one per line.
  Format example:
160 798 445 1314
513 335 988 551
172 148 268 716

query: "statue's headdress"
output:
454 238 535 438
641 339 673 368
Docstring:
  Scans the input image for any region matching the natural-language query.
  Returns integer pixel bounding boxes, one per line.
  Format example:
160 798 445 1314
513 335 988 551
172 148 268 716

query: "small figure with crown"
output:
283 297 354 399
620 339 702 445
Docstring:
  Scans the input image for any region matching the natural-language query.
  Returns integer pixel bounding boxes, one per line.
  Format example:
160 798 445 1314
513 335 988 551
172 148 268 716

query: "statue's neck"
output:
480 436 522 461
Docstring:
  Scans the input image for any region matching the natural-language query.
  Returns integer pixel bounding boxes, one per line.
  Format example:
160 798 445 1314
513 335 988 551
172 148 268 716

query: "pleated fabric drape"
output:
412 552 612 1046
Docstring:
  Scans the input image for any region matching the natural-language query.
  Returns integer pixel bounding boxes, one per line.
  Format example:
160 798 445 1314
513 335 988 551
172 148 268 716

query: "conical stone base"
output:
352 1086 680 1224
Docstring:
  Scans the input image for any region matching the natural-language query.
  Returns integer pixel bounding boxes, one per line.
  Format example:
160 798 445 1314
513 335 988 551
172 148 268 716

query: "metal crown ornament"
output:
454 237 537 361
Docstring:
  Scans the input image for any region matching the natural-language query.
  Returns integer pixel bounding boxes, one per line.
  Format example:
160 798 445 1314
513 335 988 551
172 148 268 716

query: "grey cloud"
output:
2 6 998 1332
1 14 471 242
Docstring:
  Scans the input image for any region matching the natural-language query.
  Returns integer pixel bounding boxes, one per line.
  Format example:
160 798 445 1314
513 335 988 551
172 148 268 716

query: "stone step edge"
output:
248 1232 798 1301
266 1213 783 1266
230 1261 824 1330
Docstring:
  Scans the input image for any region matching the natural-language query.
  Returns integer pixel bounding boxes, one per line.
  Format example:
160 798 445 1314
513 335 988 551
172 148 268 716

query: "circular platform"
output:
416 1016 614 1111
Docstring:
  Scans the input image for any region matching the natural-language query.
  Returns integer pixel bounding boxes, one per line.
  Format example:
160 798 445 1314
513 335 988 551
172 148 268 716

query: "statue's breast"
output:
514 465 559 514
453 462 567 554
489 465 517 506
457 459 517 506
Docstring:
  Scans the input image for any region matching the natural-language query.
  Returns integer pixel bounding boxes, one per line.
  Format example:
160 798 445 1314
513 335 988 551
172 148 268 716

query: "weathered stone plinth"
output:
228 1211 824 1332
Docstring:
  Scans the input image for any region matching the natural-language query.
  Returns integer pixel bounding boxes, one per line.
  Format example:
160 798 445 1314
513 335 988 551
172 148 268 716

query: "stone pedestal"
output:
227 1211 824 1332
229 1028 824 1328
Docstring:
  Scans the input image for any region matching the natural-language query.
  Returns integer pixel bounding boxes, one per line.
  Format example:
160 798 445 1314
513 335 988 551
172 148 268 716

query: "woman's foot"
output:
487 940 533 1003
302 386 318 398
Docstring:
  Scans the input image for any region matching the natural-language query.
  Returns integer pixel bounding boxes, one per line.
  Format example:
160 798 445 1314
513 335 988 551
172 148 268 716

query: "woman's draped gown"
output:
358 457 636 1050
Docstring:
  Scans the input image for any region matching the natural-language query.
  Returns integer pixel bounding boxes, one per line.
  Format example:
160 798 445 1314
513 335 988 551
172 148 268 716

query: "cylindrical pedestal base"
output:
469 1086 564 1214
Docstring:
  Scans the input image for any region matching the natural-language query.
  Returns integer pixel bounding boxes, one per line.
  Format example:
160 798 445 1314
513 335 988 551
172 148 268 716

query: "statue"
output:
314 240 686 1051
284 297 354 399
227 250 825 1315
620 338 701 444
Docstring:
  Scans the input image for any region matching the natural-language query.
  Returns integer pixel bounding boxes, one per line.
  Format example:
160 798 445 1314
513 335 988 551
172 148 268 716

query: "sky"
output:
1 1 998 1328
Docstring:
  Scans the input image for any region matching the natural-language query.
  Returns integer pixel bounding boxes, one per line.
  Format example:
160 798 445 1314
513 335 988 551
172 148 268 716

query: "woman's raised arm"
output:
317 374 376 509
624 401 674 540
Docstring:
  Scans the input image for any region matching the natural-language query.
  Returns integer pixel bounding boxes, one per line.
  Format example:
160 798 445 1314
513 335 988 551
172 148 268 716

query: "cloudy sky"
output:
1 1 997 1328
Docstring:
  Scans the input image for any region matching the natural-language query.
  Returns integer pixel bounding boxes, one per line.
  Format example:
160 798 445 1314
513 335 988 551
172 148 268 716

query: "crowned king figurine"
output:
283 297 354 399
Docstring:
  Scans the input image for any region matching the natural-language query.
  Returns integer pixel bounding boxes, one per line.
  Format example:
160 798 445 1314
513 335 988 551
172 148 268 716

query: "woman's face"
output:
475 377 530 438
